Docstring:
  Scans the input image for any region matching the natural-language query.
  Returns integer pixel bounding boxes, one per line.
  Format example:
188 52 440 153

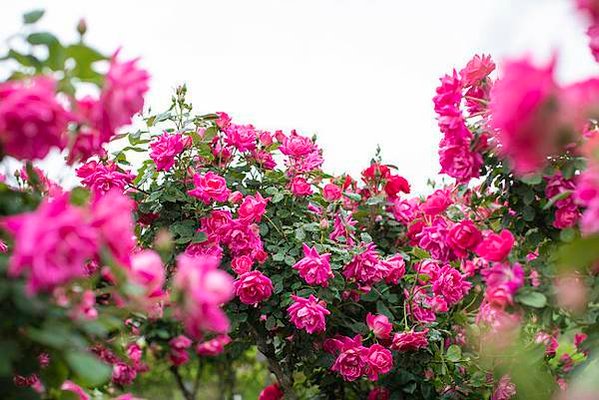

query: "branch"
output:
170 366 194 400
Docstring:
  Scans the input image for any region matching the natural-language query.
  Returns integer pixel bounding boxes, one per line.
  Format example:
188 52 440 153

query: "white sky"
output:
1 0 598 192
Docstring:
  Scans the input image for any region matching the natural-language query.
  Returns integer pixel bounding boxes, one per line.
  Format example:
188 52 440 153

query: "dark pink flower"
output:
368 387 390 400
224 123 257 152
343 243 387 286
188 171 230 203
431 264 471 306
238 192 269 223
231 255 254 275
290 176 313 196
234 270 273 305
366 313 393 340
195 335 231 356
293 244 333 287
460 54 496 86
363 344 393 381
258 383 284 400
391 329 429 352
492 375 517 400
384 175 411 198
0 77 69 160
381 254 406 284
150 132 191 171
287 294 330 334
475 229 515 262
77 160 134 197
447 220 482 258
331 336 368 381
323 183 342 201
422 189 452 216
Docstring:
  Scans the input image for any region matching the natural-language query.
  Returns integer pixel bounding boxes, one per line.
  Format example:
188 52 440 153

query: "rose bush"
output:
2 3 599 400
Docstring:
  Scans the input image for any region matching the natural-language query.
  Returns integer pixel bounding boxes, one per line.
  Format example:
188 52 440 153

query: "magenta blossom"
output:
391 329 429 352
447 220 482 258
363 344 393 381
475 229 515 262
3 195 98 295
290 176 313 196
188 171 230 203
238 192 269 223
287 294 330 334
422 189 453 216
77 161 134 197
150 132 191 171
196 335 231 356
234 270 273 305
431 264 472 306
292 244 333 287
0 77 69 160
366 313 393 340
331 335 368 381
343 243 387 286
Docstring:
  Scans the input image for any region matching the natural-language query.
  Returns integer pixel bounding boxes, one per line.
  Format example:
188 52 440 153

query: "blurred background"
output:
1 0 597 193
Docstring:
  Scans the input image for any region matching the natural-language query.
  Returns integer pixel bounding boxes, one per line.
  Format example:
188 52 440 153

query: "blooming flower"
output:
3 195 98 295
331 336 368 381
447 220 482 258
491 375 517 400
150 132 191 171
431 264 472 306
188 171 230 203
195 335 231 356
363 344 393 381
224 123 257 152
481 262 524 307
323 183 342 201
475 229 515 262
287 294 330 334
234 270 273 305
0 77 69 160
169 335 192 366
343 243 387 286
391 329 429 352
422 189 453 216
290 176 313 196
258 383 284 400
292 244 333 287
366 313 393 340
77 161 134 197
238 192 269 223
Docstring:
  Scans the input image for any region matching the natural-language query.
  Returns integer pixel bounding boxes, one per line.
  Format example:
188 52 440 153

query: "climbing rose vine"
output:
2 3 599 400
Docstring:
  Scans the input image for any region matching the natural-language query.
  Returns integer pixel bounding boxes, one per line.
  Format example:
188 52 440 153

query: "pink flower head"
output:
150 132 191 171
416 217 452 261
112 362 137 385
234 270 273 305
323 183 343 201
287 294 330 334
489 57 561 174
258 383 284 400
431 264 472 306
169 335 192 366
475 229 515 262
343 243 387 286
439 142 483 183
391 329 429 352
492 375 517 400
188 171 230 203
279 130 315 157
196 335 231 356
290 176 313 196
91 190 136 266
331 336 368 381
363 344 393 381
238 192 269 223
422 189 453 216
447 220 482 258
174 254 234 337
130 249 165 294
77 161 134 197
482 262 524 307
293 244 333 287
0 77 69 160
100 52 149 132
3 195 98 295
381 254 406 284
366 313 393 340
368 388 391 400
224 123 257 152
230 255 254 275
460 54 496 86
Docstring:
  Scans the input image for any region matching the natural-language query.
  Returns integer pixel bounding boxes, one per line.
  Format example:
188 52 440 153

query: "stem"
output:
170 366 195 400
249 324 298 400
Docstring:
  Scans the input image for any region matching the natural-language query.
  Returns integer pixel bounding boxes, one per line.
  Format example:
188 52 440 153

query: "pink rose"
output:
368 387 391 400
553 204 580 229
258 383 284 400
363 344 393 381
238 192 269 223
231 255 254 275
195 335 231 356
475 229 515 262
224 123 257 152
460 54 495 86
77 161 134 198
287 294 330 334
0 77 69 160
422 189 453 216
491 375 517 400
130 250 165 294
381 254 406 284
112 362 137 385
279 131 315 157
331 337 368 381
384 175 411 198
292 244 333 287
323 183 342 201
431 265 471 306
290 176 313 196
100 52 150 132
188 171 230 203
391 329 429 352
150 132 190 171
3 195 98 295
234 270 273 305
366 313 393 340
447 220 482 258
342 243 387 286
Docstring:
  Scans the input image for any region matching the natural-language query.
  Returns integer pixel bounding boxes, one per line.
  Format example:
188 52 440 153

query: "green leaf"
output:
294 227 306 241
543 190 572 210
516 291 547 308
65 351 111 386
445 345 462 363
272 193 284 203
520 174 542 186
559 228 576 243
27 32 59 46
344 192 361 202
23 9 45 24
554 235 599 272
